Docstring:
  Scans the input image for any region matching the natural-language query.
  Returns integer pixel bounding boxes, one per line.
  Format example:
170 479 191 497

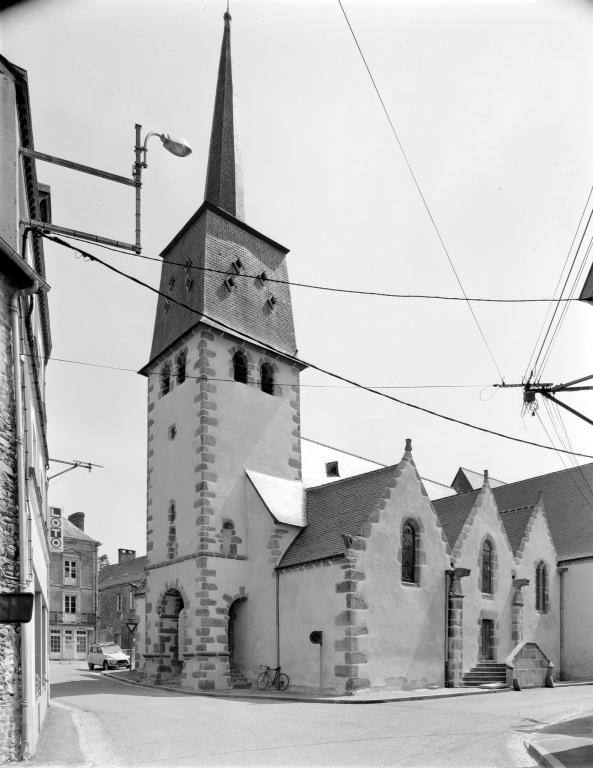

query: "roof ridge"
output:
499 505 536 514
301 436 387 467
494 461 593 491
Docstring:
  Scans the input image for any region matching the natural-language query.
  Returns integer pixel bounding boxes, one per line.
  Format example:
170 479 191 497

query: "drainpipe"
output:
10 283 39 759
558 566 568 681
444 567 453 686
275 570 280 668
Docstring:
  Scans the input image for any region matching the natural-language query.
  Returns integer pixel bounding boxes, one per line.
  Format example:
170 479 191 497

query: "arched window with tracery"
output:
261 362 275 395
481 539 493 594
176 351 186 385
401 522 417 583
161 363 171 396
233 351 248 384
535 561 548 612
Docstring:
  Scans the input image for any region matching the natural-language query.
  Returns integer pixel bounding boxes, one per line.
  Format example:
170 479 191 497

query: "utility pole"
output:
495 374 593 427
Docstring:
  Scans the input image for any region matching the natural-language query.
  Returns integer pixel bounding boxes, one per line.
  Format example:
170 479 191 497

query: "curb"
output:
105 671 513 705
525 738 566 768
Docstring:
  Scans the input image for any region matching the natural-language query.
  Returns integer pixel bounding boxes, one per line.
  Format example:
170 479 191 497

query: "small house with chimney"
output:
98 549 147 662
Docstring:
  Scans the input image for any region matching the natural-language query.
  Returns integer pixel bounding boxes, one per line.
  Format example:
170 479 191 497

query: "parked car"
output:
87 643 130 670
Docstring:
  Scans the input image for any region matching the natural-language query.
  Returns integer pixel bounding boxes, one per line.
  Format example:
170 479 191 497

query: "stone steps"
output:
230 664 252 689
462 663 507 688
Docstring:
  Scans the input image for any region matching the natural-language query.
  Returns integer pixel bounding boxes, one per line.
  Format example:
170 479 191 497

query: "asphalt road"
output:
31 662 593 767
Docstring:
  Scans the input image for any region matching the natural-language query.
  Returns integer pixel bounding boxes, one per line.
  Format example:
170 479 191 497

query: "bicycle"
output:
257 665 289 691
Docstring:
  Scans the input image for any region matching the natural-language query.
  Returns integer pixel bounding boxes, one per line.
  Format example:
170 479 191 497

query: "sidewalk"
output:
108 668 513 704
526 711 593 768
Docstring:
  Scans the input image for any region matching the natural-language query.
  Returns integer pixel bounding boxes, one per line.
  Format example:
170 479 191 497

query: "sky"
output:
2 0 593 562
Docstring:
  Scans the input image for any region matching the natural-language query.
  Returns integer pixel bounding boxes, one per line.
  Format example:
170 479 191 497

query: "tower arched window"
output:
176 351 186 385
261 362 275 395
220 520 236 556
481 540 493 594
401 522 417 583
233 351 248 384
536 561 548 612
161 363 171 396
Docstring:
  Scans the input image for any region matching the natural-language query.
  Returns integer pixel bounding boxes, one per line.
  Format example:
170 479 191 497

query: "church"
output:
139 11 592 693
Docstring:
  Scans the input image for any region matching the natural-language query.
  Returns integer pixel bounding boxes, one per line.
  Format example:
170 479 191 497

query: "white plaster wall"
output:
147 337 200 563
514 510 559 670
279 562 344 691
361 460 450 689
231 480 300 680
454 487 515 671
562 559 593 680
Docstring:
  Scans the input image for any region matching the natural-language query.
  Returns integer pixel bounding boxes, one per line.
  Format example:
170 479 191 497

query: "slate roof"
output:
432 491 482 554
492 464 593 560
433 463 593 561
246 470 306 527
62 518 100 544
278 464 402 569
205 11 244 220
98 556 147 589
499 507 537 556
456 468 506 491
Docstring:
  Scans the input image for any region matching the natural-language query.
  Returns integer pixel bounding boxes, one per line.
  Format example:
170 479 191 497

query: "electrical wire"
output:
547 398 593 503
523 186 593 382
536 234 593 379
336 0 505 382
45 230 580 305
537 404 593 510
529 190 593 382
42 232 593 460
33 354 486 389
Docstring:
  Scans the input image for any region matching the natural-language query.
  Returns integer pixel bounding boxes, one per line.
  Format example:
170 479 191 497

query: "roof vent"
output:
266 295 277 310
224 276 236 292
184 257 192 276
185 274 193 292
257 271 268 285
168 275 175 292
326 461 340 478
232 258 244 274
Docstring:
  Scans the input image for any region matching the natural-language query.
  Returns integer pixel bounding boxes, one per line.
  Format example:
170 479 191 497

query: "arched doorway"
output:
228 597 249 688
158 589 185 677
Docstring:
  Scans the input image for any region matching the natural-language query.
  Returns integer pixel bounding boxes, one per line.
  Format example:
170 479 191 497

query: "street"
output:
26 662 593 767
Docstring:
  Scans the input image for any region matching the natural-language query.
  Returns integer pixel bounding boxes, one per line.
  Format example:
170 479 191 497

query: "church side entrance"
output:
228 597 250 688
480 619 495 661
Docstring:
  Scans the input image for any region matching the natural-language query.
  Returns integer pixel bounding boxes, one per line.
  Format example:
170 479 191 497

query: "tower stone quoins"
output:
334 534 369 692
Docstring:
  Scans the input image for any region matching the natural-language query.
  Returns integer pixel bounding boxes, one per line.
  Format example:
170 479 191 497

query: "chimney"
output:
68 512 85 531
118 548 136 564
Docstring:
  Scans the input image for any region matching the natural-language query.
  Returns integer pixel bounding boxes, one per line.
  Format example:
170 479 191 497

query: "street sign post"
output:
126 621 138 670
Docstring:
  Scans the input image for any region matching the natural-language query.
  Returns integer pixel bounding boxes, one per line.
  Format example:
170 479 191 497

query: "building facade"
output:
139 13 593 694
49 512 100 661
0 54 52 761
98 549 147 664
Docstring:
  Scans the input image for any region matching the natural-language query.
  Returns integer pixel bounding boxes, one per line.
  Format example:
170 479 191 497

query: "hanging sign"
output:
49 507 63 552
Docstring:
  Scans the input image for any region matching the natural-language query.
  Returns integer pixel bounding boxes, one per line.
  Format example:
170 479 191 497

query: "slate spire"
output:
204 9 245 221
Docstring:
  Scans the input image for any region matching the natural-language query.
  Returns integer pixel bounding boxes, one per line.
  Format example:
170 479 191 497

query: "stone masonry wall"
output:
0 272 21 762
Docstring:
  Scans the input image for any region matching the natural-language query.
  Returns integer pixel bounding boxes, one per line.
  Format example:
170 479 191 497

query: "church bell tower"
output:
140 10 303 689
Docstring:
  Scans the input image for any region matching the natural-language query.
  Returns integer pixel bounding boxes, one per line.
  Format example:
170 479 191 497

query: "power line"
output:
529 189 593 381
523 186 593 382
42 232 593 460
36 355 487 389
336 0 505 382
46 230 582 305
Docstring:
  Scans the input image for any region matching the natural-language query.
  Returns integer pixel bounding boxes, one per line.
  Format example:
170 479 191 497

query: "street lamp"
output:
133 125 192 252
21 123 192 254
